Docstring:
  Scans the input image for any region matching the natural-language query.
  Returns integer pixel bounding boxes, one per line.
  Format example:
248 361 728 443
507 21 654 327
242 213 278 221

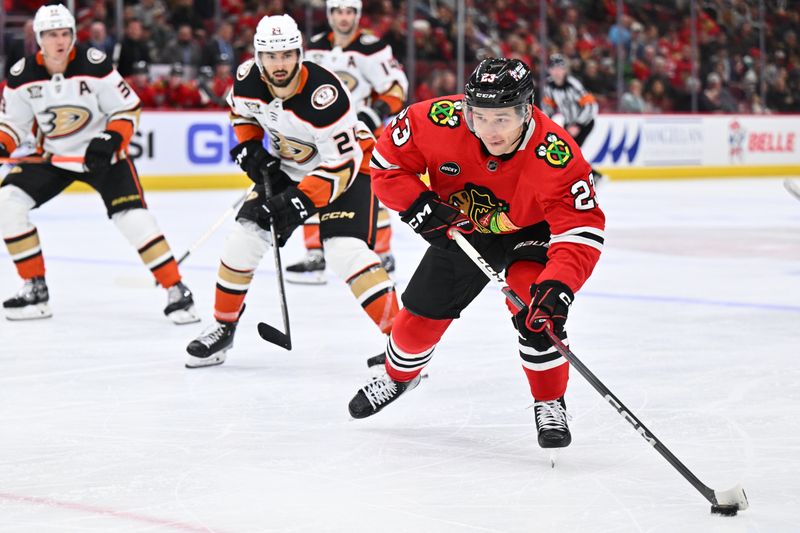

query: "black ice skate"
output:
185 320 238 368
3 277 52 321
379 252 396 273
164 281 200 324
534 396 572 449
285 249 326 285
348 372 421 419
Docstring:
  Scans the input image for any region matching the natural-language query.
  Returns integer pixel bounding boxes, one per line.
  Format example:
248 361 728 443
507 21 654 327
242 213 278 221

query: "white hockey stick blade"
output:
784 179 800 201
714 484 749 510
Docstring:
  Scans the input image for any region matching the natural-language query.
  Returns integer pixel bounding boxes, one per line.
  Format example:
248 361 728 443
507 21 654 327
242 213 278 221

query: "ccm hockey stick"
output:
449 229 749 515
784 179 800 202
152 184 255 287
256 168 292 350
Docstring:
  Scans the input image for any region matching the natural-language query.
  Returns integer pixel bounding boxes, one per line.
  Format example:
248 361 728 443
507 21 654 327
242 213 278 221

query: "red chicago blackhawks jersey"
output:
370 94 605 292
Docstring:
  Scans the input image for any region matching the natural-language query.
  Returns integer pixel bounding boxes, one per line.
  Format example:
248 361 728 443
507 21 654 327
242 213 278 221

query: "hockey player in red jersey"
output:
0 4 198 324
348 58 606 450
285 0 408 284
185 14 398 368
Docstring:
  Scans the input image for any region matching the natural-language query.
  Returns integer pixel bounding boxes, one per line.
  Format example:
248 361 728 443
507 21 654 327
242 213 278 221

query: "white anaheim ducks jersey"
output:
0 45 141 173
227 60 371 208
306 30 407 118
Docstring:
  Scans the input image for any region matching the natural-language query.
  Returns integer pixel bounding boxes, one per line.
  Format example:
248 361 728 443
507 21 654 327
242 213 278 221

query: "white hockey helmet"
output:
326 0 362 27
253 14 304 74
33 4 76 50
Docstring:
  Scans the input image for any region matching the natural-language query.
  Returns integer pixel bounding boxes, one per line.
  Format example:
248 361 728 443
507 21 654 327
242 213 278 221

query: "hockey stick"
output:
448 229 749 515
0 155 84 165
256 169 292 350
784 179 800 202
151 184 255 287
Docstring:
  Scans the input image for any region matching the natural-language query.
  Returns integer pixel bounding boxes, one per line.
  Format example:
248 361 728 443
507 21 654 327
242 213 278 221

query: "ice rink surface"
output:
1 177 798 532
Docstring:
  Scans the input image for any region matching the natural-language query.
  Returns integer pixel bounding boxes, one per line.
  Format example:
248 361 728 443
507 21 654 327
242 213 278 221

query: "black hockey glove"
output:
230 139 281 183
514 280 574 346
357 100 391 132
84 130 123 174
400 190 474 249
0 143 9 158
260 187 317 244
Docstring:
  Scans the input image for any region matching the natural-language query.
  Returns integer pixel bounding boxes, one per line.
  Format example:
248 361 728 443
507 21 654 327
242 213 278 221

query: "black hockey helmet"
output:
464 58 535 109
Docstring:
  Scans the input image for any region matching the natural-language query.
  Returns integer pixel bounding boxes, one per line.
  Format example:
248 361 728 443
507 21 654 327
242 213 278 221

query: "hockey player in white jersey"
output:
286 0 409 284
185 14 399 368
0 4 198 323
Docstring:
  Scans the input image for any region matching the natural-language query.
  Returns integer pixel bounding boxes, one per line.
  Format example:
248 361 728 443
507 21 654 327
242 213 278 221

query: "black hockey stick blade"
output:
257 321 292 350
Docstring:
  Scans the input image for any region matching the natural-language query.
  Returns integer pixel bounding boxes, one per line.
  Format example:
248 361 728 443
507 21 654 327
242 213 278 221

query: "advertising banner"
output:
128 111 800 188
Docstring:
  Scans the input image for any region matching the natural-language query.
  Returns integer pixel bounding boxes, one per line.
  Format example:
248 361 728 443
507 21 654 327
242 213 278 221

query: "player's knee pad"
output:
0 185 36 236
112 208 163 248
323 236 379 280
221 220 269 271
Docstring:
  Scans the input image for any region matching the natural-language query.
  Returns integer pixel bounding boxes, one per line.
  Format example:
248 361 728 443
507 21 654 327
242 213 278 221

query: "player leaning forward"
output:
185 14 398 367
0 4 197 323
349 58 605 449
286 0 408 283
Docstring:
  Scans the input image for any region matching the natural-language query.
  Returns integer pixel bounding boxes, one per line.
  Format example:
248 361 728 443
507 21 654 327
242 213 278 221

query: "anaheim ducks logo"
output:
536 133 572 168
335 70 358 92
267 129 317 164
39 106 92 139
449 183 520 234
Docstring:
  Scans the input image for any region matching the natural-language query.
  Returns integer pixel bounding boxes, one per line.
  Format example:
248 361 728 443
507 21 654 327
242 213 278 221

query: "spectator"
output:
87 21 115 57
699 72 737 113
169 0 204 30
158 63 202 109
202 21 236 68
117 19 152 78
162 24 203 70
124 61 160 108
132 0 168 30
147 7 175 63
619 79 646 113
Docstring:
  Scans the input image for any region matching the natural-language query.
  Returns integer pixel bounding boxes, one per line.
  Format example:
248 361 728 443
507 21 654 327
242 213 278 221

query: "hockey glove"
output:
84 130 123 175
400 190 474 249
230 140 281 183
260 188 317 245
0 143 9 158
514 280 574 346
357 100 391 133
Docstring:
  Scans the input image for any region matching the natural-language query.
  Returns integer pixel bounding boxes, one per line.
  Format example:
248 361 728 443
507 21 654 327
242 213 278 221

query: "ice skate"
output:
534 396 571 449
164 281 200 324
285 249 327 285
185 320 238 368
348 372 421 419
3 277 52 320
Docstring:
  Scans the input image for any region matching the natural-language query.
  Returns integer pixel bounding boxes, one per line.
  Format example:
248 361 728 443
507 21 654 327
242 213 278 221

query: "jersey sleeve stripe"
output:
550 226 604 251
370 147 399 170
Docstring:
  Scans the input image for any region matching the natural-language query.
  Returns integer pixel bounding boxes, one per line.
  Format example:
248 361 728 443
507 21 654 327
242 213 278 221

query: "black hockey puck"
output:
710 504 738 516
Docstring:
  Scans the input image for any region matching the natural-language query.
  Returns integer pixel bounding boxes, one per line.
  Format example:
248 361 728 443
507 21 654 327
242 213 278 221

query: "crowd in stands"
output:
2 0 798 113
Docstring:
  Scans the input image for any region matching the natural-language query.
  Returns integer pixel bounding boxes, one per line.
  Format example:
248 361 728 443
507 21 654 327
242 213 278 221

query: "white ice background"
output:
0 177 798 532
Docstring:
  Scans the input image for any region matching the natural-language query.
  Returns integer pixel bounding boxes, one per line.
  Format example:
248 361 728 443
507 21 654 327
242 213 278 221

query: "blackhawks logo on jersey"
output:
449 183 520 234
428 99 462 128
536 133 572 168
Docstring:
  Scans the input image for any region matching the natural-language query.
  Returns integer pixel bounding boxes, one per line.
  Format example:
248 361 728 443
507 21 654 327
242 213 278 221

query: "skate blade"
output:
285 271 327 285
4 303 53 321
185 349 228 369
549 450 558 468
167 306 201 325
